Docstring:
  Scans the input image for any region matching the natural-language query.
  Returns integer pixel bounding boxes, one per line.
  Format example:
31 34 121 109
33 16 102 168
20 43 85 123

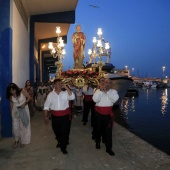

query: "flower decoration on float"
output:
61 69 99 79
61 70 100 87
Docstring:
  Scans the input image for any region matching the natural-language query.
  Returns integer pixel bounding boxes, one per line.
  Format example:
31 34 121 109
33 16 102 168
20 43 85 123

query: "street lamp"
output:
162 66 166 78
132 67 134 76
125 65 128 70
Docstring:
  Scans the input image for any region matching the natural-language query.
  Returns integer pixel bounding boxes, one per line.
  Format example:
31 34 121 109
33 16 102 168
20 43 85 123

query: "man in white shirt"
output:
93 78 119 156
44 79 75 154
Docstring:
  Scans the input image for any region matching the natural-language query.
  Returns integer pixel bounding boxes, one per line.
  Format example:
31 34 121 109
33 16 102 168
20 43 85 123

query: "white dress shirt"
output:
92 89 119 107
44 90 75 111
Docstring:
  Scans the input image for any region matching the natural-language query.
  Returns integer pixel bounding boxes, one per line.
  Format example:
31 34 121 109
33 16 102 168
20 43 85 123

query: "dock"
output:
0 109 170 170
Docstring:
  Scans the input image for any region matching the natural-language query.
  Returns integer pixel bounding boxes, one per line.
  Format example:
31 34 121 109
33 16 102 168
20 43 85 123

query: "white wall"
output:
12 1 29 88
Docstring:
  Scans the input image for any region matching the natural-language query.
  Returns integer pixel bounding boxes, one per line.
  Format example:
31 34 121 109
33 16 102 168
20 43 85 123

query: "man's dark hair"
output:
53 79 62 84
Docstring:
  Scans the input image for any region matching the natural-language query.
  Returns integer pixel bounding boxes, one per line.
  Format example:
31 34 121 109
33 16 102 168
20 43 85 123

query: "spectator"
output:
6 83 31 148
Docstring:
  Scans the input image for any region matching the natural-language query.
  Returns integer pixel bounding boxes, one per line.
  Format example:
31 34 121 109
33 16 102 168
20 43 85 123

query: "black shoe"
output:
92 135 95 140
96 143 101 149
56 142 60 148
61 149 68 154
106 150 115 156
83 122 86 125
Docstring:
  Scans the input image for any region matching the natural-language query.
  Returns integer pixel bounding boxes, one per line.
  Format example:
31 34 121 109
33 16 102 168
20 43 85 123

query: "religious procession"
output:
43 25 119 155
6 24 119 157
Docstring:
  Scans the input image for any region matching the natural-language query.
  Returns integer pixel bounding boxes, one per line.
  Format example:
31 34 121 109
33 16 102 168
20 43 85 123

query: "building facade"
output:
0 0 77 137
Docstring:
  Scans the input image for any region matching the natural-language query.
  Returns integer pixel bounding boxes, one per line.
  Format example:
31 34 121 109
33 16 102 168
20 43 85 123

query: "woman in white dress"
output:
6 83 31 148
36 82 48 110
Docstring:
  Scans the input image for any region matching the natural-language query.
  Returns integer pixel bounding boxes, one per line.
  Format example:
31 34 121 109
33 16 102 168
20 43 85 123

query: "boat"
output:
162 79 170 88
85 63 133 104
166 82 170 88
104 73 133 99
142 81 157 88
151 83 157 88
142 81 152 88
157 82 167 88
125 88 139 97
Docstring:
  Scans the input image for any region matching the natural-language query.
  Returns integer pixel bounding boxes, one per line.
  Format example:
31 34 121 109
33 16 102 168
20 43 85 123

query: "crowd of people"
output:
6 77 119 156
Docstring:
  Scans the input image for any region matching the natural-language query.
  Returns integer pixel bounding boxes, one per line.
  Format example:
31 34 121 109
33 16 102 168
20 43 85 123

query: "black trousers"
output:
82 100 95 126
95 112 113 150
51 114 70 150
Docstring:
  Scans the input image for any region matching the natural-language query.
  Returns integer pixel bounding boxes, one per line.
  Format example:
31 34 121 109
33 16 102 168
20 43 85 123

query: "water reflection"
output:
131 96 135 112
121 89 169 116
116 88 170 155
113 106 129 128
114 97 135 129
120 97 129 114
120 96 136 117
160 89 169 115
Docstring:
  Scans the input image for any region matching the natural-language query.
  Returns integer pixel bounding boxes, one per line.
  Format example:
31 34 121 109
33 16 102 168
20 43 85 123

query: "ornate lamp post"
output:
48 26 66 78
88 28 111 77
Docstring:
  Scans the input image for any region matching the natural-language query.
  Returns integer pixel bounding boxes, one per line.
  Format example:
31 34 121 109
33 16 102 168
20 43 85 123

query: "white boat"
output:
142 81 157 88
142 81 152 88
151 83 157 88
166 82 170 88
103 72 133 99
86 63 133 104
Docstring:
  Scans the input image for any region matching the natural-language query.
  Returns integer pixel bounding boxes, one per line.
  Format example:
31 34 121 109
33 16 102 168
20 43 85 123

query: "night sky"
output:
63 0 170 78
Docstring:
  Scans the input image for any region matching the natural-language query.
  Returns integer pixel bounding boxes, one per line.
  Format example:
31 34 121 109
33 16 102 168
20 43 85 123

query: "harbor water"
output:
114 88 170 156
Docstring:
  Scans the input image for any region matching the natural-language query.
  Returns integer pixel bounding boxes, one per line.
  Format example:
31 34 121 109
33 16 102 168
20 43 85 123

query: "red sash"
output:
95 106 114 127
51 108 70 117
84 95 93 101
95 106 113 116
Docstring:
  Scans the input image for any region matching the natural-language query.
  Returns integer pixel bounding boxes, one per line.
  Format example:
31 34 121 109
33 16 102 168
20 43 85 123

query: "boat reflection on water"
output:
116 88 170 155
113 105 129 129
119 88 169 118
120 96 136 115
113 96 136 129
160 89 169 115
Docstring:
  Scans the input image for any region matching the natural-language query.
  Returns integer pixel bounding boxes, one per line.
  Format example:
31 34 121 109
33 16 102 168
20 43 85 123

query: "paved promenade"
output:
0 108 170 170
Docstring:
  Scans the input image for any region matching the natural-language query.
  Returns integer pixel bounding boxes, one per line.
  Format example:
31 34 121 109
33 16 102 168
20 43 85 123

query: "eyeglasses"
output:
8 83 14 87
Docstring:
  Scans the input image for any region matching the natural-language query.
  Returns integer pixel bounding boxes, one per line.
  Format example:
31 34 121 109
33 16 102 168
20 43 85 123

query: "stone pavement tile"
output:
0 109 170 170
